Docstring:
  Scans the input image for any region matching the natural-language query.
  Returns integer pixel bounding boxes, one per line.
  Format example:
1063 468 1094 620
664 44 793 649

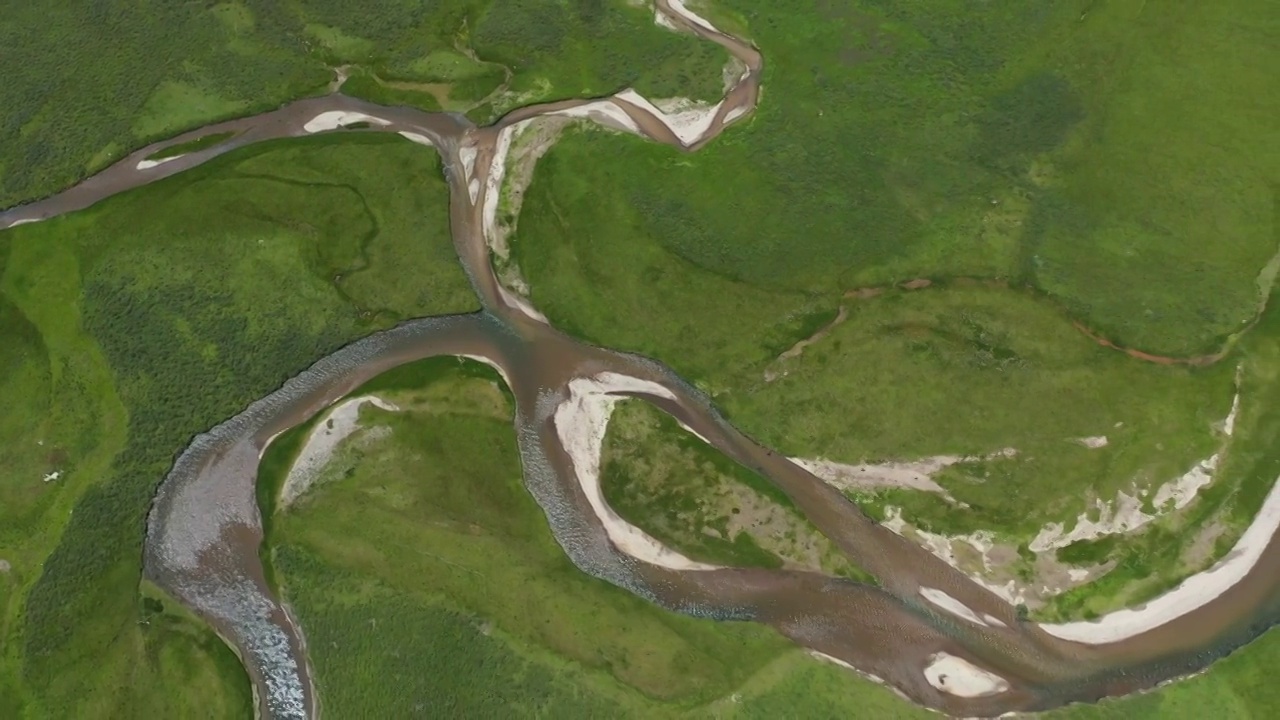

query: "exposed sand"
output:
1152 455 1218 512
488 118 566 263
808 650 886 685
793 456 952 495
550 100 641 134
465 0 756 321
1041 473 1280 643
3 218 40 229
920 587 992 628
793 448 1014 498
471 87 723 321
615 89 723 146
136 154 183 170
1029 490 1155 553
459 141 480 201
1074 436 1109 449
1223 386 1241 436
397 130 434 147
676 418 713 445
923 653 1010 697
553 373 719 571
279 396 399 507
474 120 553 324
666 0 720 34
498 283 549 323
302 111 391 133
882 507 1029 606
887 450 1235 607
723 104 749 125
1035 385 1240 551
1030 454 1220 554
458 146 477 178
482 121 524 248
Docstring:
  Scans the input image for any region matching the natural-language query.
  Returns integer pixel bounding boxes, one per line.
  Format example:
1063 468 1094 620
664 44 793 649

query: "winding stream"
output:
4 2 1279 718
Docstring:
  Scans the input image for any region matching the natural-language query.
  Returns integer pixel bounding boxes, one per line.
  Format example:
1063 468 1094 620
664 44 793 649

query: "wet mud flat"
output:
8 0 1280 717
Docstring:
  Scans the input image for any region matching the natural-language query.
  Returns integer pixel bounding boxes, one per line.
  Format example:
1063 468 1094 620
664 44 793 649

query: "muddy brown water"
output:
4 4 1278 718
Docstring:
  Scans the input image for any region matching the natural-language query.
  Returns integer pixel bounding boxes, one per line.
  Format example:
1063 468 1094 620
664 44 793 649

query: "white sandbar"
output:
553 373 718 571
723 104 749 125
303 111 391 133
1040 474 1280 643
458 145 477 179
923 653 1010 697
919 587 990 628
136 154 182 170
482 120 526 243
280 396 398 507
498 283 549 323
615 89 722 146
550 100 641 134
458 354 512 391
397 130 434 147
792 455 954 494
665 0 719 34
808 650 886 685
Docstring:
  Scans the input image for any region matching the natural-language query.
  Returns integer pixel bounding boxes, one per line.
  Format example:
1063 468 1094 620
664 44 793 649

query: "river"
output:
2 2 1277 718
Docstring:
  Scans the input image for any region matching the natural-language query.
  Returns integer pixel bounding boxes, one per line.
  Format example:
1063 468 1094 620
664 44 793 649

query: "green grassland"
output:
1 0 728 211
0 133 476 716
3 0 1277 715
1036 297 1280 620
262 359 929 717
263 358 1280 719
512 0 1277 611
730 285 1236 537
519 152 1238 536
601 399 869 579
518 0 1277 359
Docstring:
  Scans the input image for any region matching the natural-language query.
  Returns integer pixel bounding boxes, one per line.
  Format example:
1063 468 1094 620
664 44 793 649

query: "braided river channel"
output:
4 2 1278 718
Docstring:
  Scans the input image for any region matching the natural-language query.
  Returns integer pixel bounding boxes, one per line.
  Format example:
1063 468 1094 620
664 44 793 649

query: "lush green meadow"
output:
263 358 1280 719
601 399 868 579
1 0 728 211
512 0 1278 612
732 285 1237 537
2 0 1277 716
0 133 475 716
263 360 923 716
521 0 1277 357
